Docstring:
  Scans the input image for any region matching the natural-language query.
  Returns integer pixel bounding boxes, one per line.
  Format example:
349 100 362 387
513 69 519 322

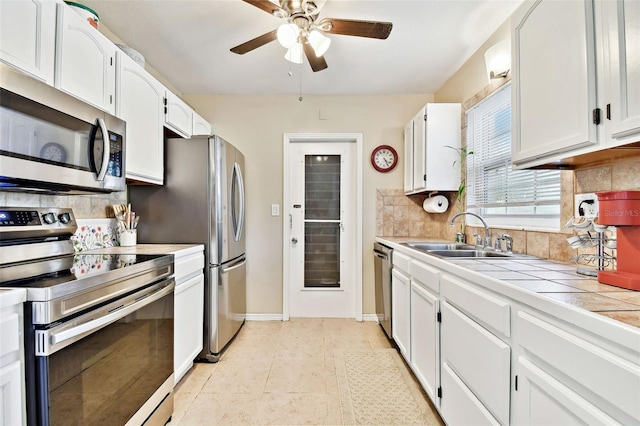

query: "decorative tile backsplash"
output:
71 219 120 251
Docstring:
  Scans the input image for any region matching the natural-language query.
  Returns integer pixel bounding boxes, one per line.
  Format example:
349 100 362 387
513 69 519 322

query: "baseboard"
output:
244 313 379 322
245 313 284 321
361 314 380 322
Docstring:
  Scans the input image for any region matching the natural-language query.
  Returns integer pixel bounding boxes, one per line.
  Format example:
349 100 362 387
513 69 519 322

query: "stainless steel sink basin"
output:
404 242 476 251
427 249 511 258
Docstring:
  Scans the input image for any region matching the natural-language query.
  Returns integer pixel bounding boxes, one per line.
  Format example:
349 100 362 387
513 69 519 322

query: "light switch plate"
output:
575 193 598 218
271 204 280 216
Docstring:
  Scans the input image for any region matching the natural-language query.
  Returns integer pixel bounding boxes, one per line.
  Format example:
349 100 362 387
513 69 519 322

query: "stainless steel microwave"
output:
0 64 126 194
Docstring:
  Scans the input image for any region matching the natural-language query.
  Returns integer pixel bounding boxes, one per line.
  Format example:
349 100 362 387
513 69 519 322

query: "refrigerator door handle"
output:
220 257 246 275
232 162 245 242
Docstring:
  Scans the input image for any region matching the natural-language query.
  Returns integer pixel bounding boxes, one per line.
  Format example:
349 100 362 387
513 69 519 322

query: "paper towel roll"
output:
423 195 449 213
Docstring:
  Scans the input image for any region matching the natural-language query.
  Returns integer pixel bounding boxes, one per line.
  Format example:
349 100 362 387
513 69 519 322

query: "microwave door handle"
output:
95 118 110 181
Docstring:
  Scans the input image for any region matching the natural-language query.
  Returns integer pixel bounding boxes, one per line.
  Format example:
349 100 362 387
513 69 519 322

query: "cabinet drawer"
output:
441 274 510 338
174 251 205 284
393 251 411 275
411 259 440 294
518 311 640 422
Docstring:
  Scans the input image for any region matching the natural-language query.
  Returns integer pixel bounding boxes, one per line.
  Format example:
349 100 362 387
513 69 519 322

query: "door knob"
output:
291 237 298 244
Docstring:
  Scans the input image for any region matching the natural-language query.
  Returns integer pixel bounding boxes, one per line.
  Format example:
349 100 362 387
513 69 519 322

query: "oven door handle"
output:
36 280 174 356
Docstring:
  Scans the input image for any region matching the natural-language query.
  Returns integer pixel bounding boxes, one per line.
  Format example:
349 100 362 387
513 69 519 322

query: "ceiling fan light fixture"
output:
284 42 304 64
308 29 331 56
277 23 300 48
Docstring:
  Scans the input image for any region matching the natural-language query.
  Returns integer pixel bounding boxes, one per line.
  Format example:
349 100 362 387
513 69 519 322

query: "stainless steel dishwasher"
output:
374 242 393 339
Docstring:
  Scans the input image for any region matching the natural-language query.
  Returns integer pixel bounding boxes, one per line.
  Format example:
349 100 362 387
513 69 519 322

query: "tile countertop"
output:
376 237 640 330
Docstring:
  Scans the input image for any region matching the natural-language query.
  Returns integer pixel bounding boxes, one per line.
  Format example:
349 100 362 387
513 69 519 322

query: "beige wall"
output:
184 94 432 315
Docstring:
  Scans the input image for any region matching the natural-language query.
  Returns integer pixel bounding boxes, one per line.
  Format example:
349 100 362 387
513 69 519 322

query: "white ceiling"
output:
82 0 523 96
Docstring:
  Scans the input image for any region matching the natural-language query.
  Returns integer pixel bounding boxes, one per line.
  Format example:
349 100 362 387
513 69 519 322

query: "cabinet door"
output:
424 103 461 191
116 52 164 184
604 0 640 142
403 120 414 193
511 0 598 166
410 280 439 401
441 301 511 425
515 357 618 425
174 273 204 384
0 361 23 426
412 109 427 192
165 91 193 138
0 0 56 85
56 3 116 114
391 268 410 361
192 110 212 136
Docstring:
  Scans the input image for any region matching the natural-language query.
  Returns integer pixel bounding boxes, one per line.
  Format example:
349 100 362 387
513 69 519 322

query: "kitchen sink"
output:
427 249 511 258
404 242 476 251
402 241 515 259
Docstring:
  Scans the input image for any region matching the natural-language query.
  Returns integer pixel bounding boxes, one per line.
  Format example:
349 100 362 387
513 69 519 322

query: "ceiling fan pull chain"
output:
299 61 304 102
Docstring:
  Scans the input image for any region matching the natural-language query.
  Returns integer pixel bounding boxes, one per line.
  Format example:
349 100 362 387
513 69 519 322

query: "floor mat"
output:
335 349 443 426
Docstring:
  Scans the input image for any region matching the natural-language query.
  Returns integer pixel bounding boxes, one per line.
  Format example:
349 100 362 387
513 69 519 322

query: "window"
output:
466 84 561 230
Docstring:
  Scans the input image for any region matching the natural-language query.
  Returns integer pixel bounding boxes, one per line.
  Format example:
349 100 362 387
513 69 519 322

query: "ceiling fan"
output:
230 0 393 72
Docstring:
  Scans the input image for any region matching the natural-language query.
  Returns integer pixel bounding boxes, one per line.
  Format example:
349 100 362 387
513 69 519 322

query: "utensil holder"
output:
120 229 137 247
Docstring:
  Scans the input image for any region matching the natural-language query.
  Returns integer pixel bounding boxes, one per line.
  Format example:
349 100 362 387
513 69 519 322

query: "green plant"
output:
445 145 473 239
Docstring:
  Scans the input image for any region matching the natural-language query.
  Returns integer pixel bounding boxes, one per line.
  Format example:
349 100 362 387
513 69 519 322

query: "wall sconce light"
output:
484 40 510 80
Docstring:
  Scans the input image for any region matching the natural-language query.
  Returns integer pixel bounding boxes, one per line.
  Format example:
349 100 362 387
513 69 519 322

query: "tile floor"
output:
169 318 443 425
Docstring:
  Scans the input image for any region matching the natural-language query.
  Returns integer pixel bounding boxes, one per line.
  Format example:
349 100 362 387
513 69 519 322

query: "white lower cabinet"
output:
514 310 640 424
440 300 511 425
172 247 205 385
391 268 411 361
0 290 27 426
409 260 440 402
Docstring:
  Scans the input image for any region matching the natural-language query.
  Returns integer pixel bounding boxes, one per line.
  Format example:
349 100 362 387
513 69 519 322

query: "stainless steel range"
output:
0 207 175 426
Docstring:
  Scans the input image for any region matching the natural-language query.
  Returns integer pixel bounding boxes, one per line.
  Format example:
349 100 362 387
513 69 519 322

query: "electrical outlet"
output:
271 204 280 217
574 193 598 218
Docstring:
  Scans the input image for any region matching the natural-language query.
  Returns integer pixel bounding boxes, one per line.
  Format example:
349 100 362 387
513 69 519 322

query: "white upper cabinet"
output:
55 2 116 114
192 110 212 136
404 103 461 195
603 0 640 142
165 90 192 138
0 0 56 85
512 0 640 169
116 51 165 184
512 0 598 167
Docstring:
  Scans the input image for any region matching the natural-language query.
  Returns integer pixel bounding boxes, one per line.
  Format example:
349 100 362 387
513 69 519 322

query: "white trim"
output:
245 313 284 321
361 314 380 323
282 133 363 322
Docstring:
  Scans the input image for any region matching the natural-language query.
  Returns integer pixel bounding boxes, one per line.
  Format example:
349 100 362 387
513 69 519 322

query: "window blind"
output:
466 84 561 229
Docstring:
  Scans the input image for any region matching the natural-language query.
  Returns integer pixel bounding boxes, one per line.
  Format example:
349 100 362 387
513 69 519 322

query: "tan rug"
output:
335 349 443 426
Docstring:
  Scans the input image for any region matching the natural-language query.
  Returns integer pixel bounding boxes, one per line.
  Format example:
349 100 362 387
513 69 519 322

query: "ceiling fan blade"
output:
319 18 393 39
303 42 328 72
243 0 287 17
230 29 278 55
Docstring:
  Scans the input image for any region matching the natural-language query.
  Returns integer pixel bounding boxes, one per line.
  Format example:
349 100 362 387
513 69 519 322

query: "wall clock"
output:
371 145 398 173
40 142 67 163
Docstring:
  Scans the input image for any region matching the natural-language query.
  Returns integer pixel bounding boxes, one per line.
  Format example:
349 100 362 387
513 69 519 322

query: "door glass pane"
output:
304 222 340 288
305 155 340 220
304 154 340 288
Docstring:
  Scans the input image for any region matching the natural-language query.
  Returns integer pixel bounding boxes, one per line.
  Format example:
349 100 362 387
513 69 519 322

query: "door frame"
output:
282 133 363 321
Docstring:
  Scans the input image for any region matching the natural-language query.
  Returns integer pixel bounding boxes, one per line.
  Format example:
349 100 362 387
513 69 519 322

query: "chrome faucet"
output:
450 211 491 248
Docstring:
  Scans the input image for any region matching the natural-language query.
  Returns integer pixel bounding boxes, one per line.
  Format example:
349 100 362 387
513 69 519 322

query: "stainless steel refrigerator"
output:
130 135 246 362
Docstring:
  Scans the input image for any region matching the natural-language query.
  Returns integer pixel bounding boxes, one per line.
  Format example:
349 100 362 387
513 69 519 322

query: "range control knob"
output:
42 212 57 224
58 212 72 224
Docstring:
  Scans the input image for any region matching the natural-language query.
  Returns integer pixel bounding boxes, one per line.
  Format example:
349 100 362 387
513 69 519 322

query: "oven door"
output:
25 279 174 426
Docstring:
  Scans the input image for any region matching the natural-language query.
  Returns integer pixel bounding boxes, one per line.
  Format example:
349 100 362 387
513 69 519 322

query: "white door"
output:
288 140 356 318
